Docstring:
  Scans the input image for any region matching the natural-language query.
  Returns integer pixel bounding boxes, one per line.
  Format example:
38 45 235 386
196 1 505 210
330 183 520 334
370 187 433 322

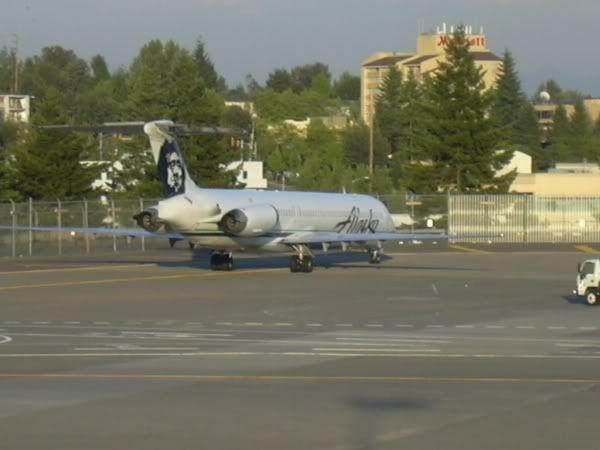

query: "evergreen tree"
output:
10 89 98 200
374 65 403 156
193 38 227 92
492 50 526 143
421 26 510 192
0 47 14 93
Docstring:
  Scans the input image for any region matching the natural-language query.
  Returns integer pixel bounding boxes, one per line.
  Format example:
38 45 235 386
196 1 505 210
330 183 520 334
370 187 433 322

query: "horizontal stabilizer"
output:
39 122 246 137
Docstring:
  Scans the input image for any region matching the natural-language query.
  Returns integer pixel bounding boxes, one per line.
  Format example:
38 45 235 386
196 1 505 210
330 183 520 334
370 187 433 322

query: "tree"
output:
290 63 330 92
10 89 98 200
125 40 233 192
421 26 510 192
266 68 293 93
492 50 526 143
20 46 92 118
374 65 403 156
193 38 227 92
0 47 15 93
334 72 361 101
90 54 110 83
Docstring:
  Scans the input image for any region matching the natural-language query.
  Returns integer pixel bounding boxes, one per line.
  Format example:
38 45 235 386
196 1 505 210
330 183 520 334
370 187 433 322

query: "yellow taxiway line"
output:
0 373 598 385
0 264 157 276
0 268 286 291
448 244 493 254
575 245 600 255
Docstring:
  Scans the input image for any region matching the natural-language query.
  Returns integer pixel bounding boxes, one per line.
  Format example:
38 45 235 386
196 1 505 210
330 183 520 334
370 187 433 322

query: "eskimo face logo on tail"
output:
335 207 379 234
158 141 186 197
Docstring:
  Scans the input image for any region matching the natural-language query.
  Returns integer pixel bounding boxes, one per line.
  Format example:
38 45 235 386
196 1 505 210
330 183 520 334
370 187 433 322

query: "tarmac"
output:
0 244 599 449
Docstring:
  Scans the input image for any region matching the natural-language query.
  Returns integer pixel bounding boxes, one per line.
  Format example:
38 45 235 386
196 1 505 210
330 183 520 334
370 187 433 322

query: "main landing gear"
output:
210 251 234 271
289 255 313 273
368 248 382 265
289 245 313 273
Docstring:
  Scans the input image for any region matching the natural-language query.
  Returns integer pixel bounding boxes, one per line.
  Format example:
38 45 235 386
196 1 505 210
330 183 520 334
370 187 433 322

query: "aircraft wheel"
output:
368 250 381 264
289 256 300 273
302 257 313 273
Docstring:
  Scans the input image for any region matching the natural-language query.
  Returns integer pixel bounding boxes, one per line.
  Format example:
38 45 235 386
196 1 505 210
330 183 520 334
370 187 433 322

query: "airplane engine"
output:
133 208 162 232
219 204 279 237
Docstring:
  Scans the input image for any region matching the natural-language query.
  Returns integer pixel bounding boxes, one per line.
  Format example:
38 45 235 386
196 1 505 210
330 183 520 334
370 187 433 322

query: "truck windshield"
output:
580 262 595 276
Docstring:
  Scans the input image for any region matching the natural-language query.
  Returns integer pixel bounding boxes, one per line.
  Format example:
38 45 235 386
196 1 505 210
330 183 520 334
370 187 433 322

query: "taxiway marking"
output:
0 264 155 276
0 373 598 385
448 244 492 254
0 335 12 345
0 268 287 291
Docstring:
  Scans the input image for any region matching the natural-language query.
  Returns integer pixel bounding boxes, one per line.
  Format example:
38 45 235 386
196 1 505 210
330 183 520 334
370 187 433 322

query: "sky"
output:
1 0 599 96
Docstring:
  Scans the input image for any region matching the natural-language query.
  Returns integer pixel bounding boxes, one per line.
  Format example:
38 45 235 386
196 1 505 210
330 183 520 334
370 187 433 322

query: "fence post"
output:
139 198 145 252
28 197 33 256
522 194 528 243
57 198 62 256
83 198 90 254
111 198 117 253
9 199 16 258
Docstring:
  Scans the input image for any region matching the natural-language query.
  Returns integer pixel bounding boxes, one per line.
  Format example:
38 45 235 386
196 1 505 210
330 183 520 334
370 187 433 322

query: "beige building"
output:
0 94 31 123
361 25 502 124
534 98 600 128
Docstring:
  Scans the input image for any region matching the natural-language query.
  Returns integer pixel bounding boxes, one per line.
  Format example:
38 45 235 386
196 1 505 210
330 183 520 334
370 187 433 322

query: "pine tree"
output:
492 50 526 144
422 25 510 192
375 65 403 156
193 38 227 92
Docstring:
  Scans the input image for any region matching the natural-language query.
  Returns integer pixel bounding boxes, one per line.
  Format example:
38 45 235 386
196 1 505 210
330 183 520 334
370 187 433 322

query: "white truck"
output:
574 259 600 305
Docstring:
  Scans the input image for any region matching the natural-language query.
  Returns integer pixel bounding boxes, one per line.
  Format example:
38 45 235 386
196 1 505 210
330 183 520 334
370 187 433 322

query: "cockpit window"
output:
580 262 595 275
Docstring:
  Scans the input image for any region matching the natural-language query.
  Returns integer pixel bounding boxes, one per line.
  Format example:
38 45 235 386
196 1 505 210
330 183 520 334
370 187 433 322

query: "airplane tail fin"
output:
144 121 197 197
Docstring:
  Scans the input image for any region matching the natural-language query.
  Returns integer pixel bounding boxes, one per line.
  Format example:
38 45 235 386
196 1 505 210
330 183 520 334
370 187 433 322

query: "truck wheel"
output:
585 291 597 306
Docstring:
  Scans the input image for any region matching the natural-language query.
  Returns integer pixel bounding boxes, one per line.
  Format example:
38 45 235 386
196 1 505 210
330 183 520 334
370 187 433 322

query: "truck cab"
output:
574 259 600 305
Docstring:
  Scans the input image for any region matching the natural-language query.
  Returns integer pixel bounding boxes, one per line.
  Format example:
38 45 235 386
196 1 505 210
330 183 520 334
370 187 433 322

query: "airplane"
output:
5 120 449 273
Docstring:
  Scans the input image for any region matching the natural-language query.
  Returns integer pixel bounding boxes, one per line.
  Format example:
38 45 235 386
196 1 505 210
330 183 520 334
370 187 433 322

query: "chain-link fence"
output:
449 195 600 243
3 194 600 257
0 198 172 258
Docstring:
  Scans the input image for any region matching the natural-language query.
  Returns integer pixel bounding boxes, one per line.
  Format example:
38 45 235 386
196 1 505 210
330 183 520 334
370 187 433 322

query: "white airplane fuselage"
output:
152 185 396 252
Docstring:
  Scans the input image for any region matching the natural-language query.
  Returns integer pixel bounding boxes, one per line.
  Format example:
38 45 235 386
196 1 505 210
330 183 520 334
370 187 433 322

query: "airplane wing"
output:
0 225 185 240
280 231 446 245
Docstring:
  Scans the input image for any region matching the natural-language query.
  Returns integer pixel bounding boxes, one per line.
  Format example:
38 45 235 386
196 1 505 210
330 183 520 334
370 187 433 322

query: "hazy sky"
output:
2 0 599 95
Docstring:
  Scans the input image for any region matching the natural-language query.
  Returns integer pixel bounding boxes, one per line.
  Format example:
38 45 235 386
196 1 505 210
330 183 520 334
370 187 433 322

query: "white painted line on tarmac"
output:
336 324 353 327
0 335 12 345
216 322 233 326
456 325 474 329
64 321 81 325
313 348 441 353
94 322 111 325
274 323 293 327
517 326 536 329
32 321 50 325
486 326 505 329
3 322 20 325
366 324 384 328
577 327 598 331
336 337 450 344
395 324 414 328
307 323 323 327
244 322 263 327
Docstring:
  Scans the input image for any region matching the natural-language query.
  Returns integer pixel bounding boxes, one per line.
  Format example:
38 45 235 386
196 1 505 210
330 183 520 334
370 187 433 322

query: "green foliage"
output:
0 47 15 93
10 89 98 200
193 38 227 92
492 50 527 144
21 46 92 117
333 72 361 101
255 88 330 122
535 80 585 104
421 26 510 193
266 69 294 93
90 54 110 83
